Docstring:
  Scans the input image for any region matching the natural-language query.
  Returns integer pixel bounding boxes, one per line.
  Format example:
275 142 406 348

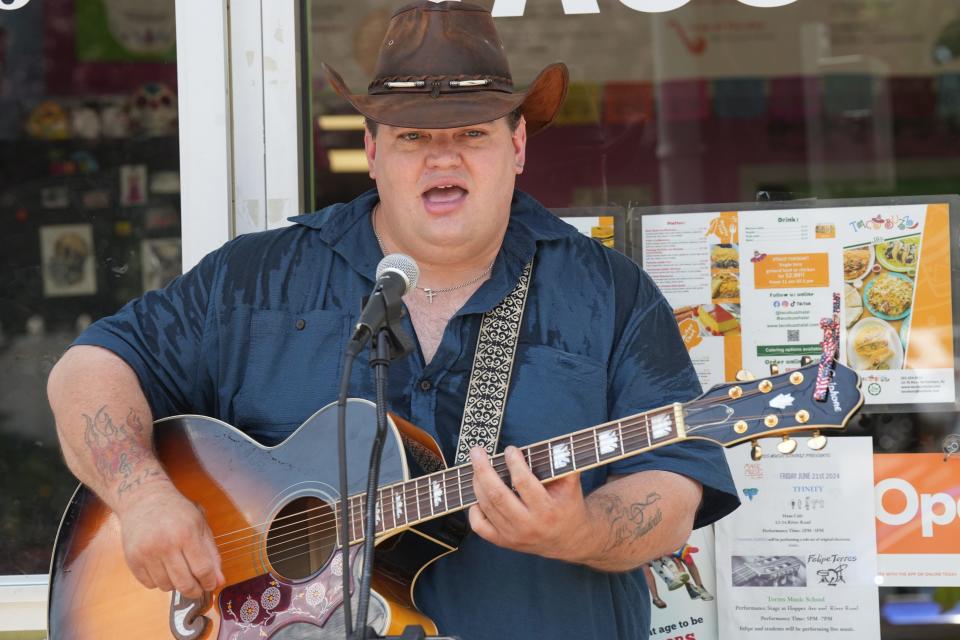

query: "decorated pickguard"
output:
216 546 386 639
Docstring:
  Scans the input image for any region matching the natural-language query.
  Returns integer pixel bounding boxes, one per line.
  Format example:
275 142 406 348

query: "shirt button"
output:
419 380 432 391
295 319 306 330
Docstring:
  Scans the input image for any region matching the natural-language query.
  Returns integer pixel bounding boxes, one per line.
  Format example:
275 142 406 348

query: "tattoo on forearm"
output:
596 492 663 553
83 406 156 497
117 468 164 497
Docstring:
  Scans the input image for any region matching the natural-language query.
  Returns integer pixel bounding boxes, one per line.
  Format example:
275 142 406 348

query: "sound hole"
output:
266 496 336 581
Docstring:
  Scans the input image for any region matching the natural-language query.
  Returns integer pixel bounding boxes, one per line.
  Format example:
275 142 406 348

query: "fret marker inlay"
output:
431 480 444 508
551 443 572 471
598 429 619 456
651 413 673 439
394 494 404 519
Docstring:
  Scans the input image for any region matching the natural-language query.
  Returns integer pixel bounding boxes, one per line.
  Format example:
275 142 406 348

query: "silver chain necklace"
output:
372 208 493 303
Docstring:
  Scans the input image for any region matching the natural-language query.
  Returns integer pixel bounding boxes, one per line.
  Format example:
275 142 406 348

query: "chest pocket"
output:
501 344 607 449
234 308 349 440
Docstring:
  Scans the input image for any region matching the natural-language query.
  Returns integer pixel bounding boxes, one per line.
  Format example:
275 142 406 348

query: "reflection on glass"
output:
0 0 181 574
304 2 960 636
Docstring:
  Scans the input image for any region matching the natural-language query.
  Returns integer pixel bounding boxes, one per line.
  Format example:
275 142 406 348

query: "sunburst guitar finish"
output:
49 361 863 638
48 400 448 639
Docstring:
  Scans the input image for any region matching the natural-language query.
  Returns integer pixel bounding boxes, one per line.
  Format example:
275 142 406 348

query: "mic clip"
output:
348 285 414 360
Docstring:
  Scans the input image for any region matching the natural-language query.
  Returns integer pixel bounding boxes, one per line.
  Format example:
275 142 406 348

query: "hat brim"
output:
322 62 568 136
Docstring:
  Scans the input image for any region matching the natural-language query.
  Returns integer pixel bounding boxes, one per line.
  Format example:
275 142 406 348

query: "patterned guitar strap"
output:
453 260 534 465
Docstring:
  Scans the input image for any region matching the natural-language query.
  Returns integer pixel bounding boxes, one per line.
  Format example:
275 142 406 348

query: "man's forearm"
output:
48 345 171 512
575 470 702 572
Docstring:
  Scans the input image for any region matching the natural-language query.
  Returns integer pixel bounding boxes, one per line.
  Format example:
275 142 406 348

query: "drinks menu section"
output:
641 203 956 406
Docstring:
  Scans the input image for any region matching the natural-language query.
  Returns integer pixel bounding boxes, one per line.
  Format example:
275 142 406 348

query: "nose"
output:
425 136 461 169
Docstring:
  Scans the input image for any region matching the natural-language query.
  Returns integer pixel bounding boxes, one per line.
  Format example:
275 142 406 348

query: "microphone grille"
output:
376 253 420 294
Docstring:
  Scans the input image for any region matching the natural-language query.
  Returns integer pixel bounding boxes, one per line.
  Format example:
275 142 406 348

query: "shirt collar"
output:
287 188 580 310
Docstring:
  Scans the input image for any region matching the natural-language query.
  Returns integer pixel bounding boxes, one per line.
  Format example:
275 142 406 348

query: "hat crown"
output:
372 1 512 88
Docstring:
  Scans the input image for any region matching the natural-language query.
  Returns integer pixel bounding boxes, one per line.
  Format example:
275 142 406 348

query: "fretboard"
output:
338 404 682 544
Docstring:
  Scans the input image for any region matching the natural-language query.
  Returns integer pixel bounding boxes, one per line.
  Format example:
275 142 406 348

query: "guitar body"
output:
48 399 450 639
48 360 864 638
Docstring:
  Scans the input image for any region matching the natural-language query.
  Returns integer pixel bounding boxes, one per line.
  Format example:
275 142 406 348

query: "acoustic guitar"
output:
48 361 862 639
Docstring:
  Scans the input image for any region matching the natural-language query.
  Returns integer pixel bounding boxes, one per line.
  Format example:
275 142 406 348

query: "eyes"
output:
397 129 487 143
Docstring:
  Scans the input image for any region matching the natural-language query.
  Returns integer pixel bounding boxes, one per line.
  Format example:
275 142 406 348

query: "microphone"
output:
348 254 419 351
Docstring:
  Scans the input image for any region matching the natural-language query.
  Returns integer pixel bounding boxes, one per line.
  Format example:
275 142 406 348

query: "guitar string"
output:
209 363 832 553
214 403 818 567
214 421 660 561
219 424 660 567
233 402 828 571
212 365 822 547
211 410 662 544
211 383 828 561
214 398 822 566
211 378 786 547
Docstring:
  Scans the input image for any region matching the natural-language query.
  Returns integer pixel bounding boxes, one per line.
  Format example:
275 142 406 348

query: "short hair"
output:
365 108 523 136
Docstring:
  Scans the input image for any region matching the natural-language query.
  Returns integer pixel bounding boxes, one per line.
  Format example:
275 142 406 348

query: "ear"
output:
512 116 528 175
364 128 377 180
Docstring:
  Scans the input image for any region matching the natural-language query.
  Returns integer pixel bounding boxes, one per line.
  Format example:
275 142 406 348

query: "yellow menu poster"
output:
641 201 956 405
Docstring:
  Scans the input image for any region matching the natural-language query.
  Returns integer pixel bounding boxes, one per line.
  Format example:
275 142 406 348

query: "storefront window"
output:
0 0 181 574
305 0 960 636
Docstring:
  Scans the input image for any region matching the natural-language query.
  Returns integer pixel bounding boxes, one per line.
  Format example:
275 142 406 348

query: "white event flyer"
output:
715 437 880 639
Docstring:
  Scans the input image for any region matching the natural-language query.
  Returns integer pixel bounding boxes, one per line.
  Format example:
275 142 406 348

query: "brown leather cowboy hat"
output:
321 1 568 135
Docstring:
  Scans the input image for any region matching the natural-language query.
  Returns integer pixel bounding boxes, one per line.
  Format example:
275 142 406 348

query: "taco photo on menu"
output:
843 245 873 282
848 318 903 370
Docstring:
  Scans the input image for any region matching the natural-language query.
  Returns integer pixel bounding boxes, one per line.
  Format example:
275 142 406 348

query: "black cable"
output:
337 347 358 639
355 330 392 639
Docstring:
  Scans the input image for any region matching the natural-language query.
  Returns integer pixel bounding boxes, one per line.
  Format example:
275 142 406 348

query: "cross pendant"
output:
423 288 436 303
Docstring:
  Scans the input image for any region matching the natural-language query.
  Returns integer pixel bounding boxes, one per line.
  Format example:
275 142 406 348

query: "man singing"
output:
48 3 738 638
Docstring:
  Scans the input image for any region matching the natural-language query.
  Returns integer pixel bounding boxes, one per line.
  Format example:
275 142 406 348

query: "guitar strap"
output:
453 259 534 465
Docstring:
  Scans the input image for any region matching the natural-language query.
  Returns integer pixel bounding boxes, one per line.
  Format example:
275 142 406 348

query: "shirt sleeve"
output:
605 260 740 529
70 248 222 420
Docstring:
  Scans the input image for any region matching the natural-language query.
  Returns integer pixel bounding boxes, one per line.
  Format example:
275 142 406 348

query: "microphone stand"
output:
352 324 407 639
343 296 457 640
338 270 411 639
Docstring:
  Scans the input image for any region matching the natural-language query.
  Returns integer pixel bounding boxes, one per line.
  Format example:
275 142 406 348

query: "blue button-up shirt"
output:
76 188 738 640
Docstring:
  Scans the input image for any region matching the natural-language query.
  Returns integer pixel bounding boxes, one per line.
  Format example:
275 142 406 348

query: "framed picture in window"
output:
40 224 97 297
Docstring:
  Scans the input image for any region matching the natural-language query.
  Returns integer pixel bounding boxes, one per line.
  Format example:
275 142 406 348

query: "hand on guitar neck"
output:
468 445 703 571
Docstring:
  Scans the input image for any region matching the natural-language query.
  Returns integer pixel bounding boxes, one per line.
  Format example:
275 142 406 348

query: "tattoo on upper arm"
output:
596 492 663 553
83 407 159 497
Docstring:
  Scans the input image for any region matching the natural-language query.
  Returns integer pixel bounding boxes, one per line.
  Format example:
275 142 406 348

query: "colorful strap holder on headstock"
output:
814 292 842 402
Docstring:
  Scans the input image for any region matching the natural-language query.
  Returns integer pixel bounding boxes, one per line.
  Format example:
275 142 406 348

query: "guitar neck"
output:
340 404 684 544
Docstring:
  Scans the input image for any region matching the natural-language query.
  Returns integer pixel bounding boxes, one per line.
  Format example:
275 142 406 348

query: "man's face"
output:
364 115 527 263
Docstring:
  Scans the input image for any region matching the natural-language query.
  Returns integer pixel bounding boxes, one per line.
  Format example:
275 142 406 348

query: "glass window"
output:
304 1 960 636
0 0 181 575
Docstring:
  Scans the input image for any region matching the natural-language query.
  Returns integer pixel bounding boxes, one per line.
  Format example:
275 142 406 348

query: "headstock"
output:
680 359 862 458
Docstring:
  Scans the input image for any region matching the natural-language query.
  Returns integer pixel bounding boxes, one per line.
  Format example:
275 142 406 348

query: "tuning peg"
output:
769 364 780 376
777 436 798 455
736 370 756 382
750 440 763 461
800 356 813 366
807 431 828 451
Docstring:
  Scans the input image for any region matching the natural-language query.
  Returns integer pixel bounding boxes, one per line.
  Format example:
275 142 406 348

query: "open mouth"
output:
422 184 468 213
